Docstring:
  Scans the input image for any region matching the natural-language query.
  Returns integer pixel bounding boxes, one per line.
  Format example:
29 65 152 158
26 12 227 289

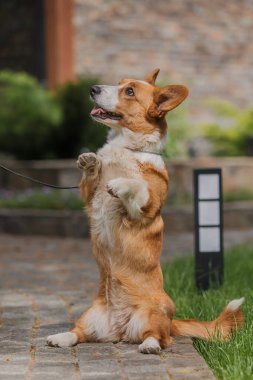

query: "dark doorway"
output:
0 0 46 84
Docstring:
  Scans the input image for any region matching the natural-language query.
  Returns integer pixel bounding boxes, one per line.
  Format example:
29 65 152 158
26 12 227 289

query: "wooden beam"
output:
44 0 74 89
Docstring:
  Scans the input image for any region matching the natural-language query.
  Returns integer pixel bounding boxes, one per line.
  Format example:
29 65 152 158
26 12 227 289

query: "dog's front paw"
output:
138 337 161 355
77 153 101 177
106 178 130 199
47 332 77 348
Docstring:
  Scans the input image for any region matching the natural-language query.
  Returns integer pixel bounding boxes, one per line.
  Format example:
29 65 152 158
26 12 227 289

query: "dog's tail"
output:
171 297 244 340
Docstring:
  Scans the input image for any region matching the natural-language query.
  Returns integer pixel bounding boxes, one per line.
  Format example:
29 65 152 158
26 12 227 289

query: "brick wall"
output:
73 0 253 111
2 157 253 196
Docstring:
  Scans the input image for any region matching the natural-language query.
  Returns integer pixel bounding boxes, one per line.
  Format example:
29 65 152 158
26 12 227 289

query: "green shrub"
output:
0 188 83 210
164 105 191 158
0 70 62 159
224 188 253 202
154 80 191 158
53 77 107 158
201 99 253 156
0 71 107 160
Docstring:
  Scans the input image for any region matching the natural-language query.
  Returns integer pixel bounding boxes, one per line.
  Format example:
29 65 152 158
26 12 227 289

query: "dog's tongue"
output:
91 107 105 116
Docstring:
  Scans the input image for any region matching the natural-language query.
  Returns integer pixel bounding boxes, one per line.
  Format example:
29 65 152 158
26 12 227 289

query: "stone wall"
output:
1 157 253 196
1 202 253 236
73 0 253 113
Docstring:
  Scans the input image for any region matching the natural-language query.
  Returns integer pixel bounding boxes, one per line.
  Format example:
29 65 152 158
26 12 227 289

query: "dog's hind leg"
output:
46 300 113 348
46 331 79 348
139 336 162 354
137 295 175 354
46 319 87 348
138 313 173 354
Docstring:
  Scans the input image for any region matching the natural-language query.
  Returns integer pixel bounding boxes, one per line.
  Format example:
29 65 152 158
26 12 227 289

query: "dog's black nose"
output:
90 86 101 97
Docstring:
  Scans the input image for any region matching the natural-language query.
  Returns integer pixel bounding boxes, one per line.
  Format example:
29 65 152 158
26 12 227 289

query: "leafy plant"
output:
224 188 253 202
0 188 83 210
0 70 62 159
53 77 107 158
201 99 253 156
164 105 191 158
0 71 107 160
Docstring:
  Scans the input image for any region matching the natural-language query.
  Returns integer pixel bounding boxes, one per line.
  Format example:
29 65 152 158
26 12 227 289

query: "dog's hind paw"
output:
47 332 77 348
138 337 161 355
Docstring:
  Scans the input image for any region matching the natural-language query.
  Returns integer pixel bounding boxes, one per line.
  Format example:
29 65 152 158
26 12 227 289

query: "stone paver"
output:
0 234 218 379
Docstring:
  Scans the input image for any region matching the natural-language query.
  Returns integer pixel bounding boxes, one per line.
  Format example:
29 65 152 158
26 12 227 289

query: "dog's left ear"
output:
144 68 160 85
149 85 189 118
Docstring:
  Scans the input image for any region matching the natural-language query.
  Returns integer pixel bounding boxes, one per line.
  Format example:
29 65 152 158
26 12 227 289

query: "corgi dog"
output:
47 69 244 354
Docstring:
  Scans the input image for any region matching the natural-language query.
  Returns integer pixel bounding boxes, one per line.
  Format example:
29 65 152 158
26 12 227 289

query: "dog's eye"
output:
125 87 134 96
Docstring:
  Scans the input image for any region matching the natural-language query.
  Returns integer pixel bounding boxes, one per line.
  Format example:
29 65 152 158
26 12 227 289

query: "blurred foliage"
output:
164 105 191 158
0 71 107 159
0 188 83 210
52 77 107 158
201 99 253 156
0 185 252 211
0 70 62 159
223 188 253 202
155 79 191 158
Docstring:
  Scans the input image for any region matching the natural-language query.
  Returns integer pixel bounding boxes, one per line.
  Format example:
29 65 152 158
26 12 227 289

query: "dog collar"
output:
125 147 163 156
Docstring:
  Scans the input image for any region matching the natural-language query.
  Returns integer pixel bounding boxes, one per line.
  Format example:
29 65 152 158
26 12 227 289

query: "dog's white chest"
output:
90 147 139 246
90 191 122 247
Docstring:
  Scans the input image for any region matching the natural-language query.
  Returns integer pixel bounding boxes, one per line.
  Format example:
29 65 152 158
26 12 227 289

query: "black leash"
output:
0 149 163 190
0 164 79 189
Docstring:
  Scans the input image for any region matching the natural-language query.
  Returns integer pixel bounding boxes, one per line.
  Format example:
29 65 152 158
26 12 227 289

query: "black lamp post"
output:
194 168 224 291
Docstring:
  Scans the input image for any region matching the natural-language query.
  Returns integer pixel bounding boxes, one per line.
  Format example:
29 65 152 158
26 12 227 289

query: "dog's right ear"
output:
144 68 160 85
148 84 189 118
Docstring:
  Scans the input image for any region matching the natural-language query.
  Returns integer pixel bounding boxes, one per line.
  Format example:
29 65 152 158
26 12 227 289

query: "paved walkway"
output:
0 232 233 380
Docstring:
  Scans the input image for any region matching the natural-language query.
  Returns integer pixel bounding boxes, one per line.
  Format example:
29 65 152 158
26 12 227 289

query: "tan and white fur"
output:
47 69 244 353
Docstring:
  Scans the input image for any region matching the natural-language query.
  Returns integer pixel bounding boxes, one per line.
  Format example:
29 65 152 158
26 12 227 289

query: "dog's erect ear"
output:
149 85 189 118
144 68 160 85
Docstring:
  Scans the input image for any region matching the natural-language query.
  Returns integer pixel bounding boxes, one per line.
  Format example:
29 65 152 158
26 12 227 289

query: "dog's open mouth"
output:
90 106 122 120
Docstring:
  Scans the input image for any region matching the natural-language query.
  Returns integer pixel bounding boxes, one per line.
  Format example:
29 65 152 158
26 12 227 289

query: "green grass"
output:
163 245 253 380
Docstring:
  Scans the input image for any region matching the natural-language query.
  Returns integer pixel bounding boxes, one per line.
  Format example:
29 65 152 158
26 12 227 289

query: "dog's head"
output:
90 68 188 135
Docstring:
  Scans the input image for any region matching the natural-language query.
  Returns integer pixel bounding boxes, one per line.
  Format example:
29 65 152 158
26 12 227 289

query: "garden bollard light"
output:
194 168 224 291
